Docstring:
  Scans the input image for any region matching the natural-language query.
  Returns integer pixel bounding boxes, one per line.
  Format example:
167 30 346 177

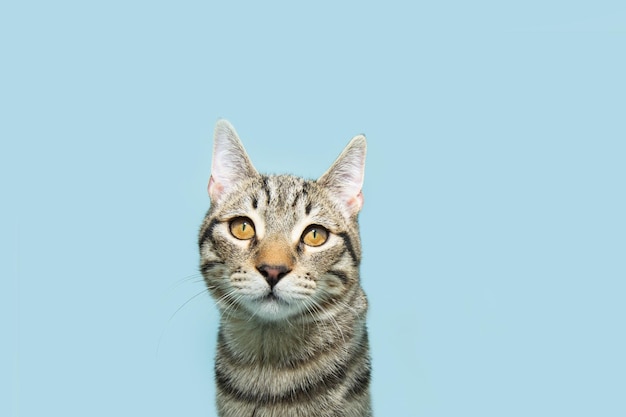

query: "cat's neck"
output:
219 308 362 366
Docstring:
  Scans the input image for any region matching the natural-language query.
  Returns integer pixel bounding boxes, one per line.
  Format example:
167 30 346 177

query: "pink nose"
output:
256 264 291 289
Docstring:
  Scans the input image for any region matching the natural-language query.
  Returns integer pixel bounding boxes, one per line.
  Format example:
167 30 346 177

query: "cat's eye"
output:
229 217 255 240
301 225 329 247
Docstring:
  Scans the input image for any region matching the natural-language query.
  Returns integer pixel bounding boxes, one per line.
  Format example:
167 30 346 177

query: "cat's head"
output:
199 120 366 322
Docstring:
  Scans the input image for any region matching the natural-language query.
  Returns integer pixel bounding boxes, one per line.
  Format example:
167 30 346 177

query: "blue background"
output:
2 1 625 416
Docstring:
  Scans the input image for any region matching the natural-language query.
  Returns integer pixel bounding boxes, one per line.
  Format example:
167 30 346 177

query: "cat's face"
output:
199 120 366 322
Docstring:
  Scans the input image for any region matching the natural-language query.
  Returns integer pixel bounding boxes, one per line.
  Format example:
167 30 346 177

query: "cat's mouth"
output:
256 291 293 309
247 290 304 321
263 292 285 303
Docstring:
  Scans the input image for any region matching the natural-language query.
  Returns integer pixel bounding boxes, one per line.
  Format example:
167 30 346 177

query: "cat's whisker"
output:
302 300 325 335
156 287 210 358
158 273 206 306
332 298 360 316
216 289 240 318
307 298 346 345
169 289 210 322
301 299 330 335
247 300 263 323
169 272 204 289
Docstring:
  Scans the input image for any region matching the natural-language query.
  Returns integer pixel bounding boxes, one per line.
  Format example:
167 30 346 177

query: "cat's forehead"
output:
212 174 340 231
251 175 324 222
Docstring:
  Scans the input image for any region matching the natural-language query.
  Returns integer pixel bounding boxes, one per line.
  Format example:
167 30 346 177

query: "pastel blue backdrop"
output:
2 1 624 416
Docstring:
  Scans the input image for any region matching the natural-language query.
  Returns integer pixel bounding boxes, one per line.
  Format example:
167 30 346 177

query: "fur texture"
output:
199 120 371 417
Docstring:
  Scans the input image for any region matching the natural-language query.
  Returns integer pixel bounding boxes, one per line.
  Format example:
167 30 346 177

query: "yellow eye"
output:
229 217 255 240
302 225 329 247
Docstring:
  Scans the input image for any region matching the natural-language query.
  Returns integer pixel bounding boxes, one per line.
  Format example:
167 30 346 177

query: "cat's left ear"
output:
317 134 367 217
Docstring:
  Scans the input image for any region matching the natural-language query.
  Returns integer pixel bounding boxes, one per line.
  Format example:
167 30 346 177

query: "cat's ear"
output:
318 134 367 217
208 120 258 202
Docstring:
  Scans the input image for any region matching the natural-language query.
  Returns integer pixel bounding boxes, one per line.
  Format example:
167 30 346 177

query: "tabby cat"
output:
198 120 372 417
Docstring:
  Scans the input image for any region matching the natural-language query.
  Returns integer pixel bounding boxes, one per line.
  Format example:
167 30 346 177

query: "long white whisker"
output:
156 288 210 357
170 290 209 321
303 297 346 345
217 288 241 319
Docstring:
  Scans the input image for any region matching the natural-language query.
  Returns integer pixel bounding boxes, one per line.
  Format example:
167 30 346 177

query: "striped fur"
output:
199 120 371 417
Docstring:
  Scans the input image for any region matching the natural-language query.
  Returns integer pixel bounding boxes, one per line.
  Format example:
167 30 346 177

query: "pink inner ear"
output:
208 176 224 198
347 191 364 213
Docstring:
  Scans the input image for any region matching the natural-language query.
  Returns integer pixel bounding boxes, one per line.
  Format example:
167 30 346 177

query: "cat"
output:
198 120 372 417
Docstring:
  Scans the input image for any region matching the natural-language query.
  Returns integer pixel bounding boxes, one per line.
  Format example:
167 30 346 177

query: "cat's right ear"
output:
208 120 258 202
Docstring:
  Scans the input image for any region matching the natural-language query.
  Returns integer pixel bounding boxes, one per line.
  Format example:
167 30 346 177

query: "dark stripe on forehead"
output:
301 182 310 211
290 192 300 208
261 176 271 204
338 232 359 265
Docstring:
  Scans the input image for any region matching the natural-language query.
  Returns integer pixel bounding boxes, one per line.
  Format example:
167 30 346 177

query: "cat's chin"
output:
246 294 303 322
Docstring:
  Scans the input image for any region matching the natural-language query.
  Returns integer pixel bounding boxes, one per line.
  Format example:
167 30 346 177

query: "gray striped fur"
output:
199 120 371 417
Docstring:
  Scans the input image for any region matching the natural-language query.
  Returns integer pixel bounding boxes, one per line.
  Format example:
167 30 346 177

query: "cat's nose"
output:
257 264 291 289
